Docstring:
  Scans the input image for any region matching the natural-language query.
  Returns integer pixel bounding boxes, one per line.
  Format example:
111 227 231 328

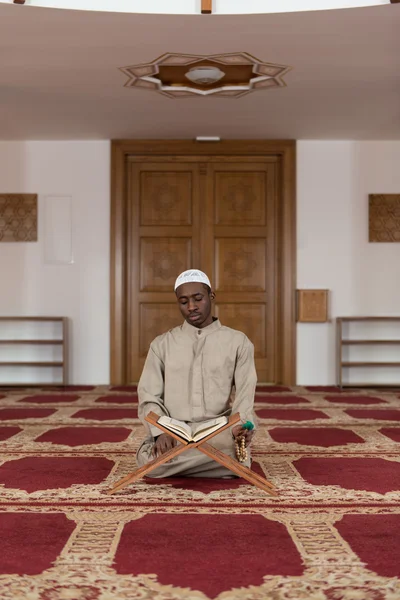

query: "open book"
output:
157 415 228 443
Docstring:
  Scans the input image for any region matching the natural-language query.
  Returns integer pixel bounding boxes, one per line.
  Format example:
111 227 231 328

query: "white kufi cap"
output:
174 269 211 291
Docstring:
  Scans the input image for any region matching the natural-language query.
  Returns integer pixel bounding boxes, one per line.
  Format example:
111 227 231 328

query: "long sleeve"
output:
230 336 258 428
137 344 170 437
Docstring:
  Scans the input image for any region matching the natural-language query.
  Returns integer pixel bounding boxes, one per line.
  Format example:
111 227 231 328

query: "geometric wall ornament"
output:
297 289 329 323
120 52 291 99
0 194 37 242
369 194 400 242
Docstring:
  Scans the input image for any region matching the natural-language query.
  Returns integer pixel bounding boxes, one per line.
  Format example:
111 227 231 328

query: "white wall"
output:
297 141 400 385
2 140 399 385
0 141 110 384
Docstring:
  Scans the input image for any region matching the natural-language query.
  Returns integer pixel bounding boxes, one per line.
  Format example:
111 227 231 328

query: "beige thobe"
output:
136 318 257 477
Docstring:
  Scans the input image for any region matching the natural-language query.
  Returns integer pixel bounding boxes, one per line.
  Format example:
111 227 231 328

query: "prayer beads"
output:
235 436 247 462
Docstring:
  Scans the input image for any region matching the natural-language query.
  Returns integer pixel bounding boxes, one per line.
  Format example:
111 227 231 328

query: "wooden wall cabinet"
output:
297 289 329 322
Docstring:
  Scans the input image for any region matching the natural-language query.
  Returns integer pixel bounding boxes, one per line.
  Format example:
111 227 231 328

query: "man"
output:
136 269 257 478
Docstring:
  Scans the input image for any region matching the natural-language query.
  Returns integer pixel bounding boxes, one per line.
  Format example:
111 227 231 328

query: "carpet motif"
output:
0 385 399 599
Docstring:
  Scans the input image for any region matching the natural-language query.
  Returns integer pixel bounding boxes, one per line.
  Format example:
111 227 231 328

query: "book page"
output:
157 416 193 441
191 416 228 441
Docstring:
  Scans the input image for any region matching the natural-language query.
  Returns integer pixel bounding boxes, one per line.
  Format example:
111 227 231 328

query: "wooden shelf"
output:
341 362 400 367
0 383 64 388
0 317 65 322
337 317 400 387
337 317 400 322
0 362 63 367
0 317 68 386
340 383 400 388
0 340 63 345
342 340 400 345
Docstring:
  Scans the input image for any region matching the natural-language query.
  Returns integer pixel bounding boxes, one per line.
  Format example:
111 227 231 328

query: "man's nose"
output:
188 301 196 312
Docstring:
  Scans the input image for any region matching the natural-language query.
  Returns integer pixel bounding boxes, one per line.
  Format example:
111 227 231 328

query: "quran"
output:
157 415 228 442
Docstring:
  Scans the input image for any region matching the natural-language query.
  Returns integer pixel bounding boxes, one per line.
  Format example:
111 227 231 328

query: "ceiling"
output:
0 2 399 140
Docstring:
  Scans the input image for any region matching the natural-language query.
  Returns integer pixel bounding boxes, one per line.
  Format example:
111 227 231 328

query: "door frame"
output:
110 139 296 385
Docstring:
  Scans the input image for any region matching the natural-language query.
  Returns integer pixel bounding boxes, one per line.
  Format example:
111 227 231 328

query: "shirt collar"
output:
182 317 221 340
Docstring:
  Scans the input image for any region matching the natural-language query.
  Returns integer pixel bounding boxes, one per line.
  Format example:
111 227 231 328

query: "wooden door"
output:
203 159 278 382
126 156 279 383
111 140 296 386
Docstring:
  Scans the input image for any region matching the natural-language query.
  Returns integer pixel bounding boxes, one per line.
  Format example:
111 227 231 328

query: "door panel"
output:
139 304 184 357
139 171 193 226
139 237 192 292
214 171 266 226
214 237 267 292
215 303 266 359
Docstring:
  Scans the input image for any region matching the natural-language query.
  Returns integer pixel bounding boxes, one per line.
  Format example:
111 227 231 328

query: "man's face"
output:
176 282 214 329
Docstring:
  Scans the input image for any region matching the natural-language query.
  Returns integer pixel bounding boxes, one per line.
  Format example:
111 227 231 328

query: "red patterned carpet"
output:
0 385 399 599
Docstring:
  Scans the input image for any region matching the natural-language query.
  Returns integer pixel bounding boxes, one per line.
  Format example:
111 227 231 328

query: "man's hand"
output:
232 425 255 447
151 433 177 457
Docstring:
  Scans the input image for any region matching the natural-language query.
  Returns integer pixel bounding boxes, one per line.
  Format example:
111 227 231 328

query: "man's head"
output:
174 269 215 329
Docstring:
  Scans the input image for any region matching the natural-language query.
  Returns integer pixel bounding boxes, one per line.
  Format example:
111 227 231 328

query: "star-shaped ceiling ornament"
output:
120 52 291 99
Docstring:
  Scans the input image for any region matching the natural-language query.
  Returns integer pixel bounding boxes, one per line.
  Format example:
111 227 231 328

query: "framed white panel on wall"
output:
43 195 74 264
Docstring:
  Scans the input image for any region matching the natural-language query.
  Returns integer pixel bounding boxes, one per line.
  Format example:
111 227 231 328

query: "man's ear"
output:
210 291 216 300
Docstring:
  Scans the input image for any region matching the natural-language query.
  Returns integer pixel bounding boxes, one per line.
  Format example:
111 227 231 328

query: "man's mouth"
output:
189 314 201 320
